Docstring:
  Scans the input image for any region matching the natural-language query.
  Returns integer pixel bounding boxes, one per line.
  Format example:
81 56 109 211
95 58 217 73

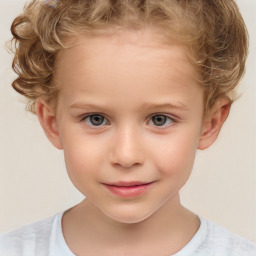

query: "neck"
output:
62 195 200 255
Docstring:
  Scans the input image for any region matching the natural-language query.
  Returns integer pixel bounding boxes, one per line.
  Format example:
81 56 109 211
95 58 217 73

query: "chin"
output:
110 214 150 225
101 206 155 225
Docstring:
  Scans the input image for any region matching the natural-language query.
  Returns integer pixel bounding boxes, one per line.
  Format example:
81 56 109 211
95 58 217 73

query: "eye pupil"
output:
90 115 104 126
153 115 166 126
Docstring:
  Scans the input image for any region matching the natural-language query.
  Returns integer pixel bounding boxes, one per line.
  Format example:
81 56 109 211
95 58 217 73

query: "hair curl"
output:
7 0 249 114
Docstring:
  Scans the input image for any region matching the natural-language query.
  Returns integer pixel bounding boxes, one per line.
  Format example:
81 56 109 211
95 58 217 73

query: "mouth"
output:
102 181 155 198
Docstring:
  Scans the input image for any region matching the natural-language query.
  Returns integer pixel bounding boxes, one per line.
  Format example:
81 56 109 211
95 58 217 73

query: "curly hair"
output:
7 0 249 114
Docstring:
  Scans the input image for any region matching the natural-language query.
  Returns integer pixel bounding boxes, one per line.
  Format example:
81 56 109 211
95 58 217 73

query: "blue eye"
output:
149 115 174 127
83 114 108 127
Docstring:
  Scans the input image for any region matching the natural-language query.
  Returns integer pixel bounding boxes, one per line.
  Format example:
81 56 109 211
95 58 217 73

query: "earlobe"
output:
198 98 231 150
35 97 63 150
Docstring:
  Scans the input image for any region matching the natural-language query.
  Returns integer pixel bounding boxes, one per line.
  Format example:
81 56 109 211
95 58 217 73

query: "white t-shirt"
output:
0 211 255 256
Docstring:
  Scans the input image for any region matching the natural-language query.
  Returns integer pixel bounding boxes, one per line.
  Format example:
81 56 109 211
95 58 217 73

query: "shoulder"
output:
200 217 256 256
0 213 61 256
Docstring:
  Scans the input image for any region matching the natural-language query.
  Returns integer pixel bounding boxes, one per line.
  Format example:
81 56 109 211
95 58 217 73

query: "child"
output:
1 0 255 255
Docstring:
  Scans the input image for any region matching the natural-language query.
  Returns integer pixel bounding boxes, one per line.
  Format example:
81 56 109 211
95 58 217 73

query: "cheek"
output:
64 144 100 170
62 140 105 196
150 128 200 176
60 129 106 181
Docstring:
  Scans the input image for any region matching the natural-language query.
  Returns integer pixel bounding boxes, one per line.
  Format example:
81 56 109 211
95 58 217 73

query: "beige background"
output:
0 0 255 241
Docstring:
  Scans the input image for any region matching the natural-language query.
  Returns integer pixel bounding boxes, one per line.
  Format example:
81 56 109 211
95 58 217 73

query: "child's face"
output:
52 29 205 223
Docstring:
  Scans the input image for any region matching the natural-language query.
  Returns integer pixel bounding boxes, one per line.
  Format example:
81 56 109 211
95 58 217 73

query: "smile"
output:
102 181 154 198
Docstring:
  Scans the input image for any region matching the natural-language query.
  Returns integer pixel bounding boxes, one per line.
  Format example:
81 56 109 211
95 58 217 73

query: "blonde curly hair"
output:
7 0 248 114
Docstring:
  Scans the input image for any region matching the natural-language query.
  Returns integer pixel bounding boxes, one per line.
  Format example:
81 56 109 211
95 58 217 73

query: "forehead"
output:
55 29 197 84
53 29 202 110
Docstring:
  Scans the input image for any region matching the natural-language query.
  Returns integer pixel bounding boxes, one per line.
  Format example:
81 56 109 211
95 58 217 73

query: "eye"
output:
82 114 108 127
149 114 174 127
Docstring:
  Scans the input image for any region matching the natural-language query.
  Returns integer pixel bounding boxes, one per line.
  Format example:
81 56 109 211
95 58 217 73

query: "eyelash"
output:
80 113 177 129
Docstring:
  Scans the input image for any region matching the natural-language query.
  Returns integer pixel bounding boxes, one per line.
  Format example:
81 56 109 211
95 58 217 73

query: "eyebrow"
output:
140 102 189 111
70 102 189 111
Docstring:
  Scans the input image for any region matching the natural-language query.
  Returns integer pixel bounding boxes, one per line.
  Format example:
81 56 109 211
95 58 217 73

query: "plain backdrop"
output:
0 0 255 241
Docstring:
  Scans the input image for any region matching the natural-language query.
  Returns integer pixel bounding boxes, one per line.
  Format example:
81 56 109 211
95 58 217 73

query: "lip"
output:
102 181 154 198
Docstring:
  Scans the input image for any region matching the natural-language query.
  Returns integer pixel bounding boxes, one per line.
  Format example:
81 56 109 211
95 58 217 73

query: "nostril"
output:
110 151 144 168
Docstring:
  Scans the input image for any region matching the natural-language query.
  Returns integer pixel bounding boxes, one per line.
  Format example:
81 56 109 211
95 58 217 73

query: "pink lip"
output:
103 181 154 198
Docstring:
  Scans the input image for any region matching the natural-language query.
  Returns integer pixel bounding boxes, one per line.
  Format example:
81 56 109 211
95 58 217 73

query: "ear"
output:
198 97 231 150
35 97 63 150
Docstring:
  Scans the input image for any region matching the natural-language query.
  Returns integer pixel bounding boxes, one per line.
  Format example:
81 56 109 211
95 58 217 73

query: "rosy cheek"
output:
152 138 196 175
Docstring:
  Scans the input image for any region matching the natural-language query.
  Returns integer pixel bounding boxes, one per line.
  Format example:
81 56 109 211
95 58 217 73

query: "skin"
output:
36 28 230 256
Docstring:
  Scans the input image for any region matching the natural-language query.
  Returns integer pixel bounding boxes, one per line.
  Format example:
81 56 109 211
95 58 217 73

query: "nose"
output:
109 125 145 168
